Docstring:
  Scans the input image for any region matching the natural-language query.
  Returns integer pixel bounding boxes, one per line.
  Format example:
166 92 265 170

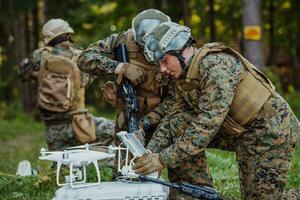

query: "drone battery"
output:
52 181 169 200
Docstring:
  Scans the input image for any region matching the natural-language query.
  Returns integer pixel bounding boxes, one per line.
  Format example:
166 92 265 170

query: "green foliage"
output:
0 173 56 200
284 91 300 120
206 150 241 199
0 102 43 141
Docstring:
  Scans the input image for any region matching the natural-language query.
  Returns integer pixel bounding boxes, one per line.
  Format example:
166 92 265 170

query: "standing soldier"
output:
18 18 115 151
77 9 171 142
133 21 300 199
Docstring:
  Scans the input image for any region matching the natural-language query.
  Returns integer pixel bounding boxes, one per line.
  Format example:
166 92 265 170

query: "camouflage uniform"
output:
18 42 115 151
146 49 300 199
77 29 174 135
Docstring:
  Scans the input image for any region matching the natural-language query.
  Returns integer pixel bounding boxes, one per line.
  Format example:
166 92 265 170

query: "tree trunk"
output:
242 0 264 70
182 0 191 27
208 0 216 42
268 0 275 67
32 6 39 49
20 13 32 113
292 0 300 91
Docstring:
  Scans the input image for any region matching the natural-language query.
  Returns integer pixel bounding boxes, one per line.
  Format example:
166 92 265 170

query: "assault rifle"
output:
116 44 139 133
116 44 147 160
139 175 223 200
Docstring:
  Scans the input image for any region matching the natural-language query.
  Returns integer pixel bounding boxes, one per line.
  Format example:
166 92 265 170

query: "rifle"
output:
116 44 139 133
139 175 223 200
116 44 146 154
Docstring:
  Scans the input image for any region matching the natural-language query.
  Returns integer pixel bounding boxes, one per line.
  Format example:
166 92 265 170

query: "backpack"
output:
38 47 81 113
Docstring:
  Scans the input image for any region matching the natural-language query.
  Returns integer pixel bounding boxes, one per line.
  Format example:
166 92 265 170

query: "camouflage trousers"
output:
147 112 213 200
45 116 115 151
147 94 300 200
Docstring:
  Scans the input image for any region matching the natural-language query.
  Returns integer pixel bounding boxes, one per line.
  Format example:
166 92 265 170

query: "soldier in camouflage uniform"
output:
77 9 172 139
18 19 115 151
133 22 300 200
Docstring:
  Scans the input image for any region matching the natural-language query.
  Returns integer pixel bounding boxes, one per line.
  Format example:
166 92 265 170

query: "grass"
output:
1 111 300 200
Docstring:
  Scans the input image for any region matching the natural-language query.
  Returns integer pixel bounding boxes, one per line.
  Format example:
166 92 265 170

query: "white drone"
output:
39 144 116 188
39 131 157 188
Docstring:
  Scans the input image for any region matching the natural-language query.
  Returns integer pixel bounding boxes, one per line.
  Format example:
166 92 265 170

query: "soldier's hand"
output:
119 63 146 85
132 153 166 175
135 129 145 145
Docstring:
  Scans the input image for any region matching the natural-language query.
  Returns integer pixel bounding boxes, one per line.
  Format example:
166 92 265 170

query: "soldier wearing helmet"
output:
133 22 300 199
18 18 115 151
77 9 172 143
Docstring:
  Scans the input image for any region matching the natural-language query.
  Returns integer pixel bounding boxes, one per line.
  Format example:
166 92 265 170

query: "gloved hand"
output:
132 153 166 175
138 117 152 132
118 63 146 86
135 129 145 146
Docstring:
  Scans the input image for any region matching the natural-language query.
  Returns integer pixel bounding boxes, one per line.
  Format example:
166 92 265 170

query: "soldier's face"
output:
159 54 182 79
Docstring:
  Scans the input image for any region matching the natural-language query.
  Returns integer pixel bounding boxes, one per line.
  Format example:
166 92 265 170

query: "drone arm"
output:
56 162 62 186
93 161 101 184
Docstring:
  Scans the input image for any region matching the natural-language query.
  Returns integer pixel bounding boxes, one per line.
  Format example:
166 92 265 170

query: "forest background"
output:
1 0 300 199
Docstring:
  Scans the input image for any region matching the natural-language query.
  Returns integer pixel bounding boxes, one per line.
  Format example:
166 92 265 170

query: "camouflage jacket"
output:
77 29 174 125
159 49 250 168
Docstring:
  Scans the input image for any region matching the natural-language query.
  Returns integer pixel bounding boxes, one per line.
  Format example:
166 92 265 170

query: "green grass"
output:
1 112 300 200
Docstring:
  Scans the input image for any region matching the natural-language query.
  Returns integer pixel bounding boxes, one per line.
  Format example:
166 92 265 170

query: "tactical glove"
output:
117 63 146 86
132 153 166 175
135 129 145 146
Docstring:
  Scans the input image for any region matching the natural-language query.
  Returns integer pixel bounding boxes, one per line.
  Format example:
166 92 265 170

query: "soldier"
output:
77 9 172 142
133 22 300 199
18 18 115 151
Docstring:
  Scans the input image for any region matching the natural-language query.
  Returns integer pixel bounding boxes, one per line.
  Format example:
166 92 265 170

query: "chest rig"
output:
114 30 169 129
178 43 275 136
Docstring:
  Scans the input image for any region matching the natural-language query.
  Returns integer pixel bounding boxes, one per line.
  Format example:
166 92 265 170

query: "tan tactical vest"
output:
38 46 85 113
182 42 275 136
113 29 168 128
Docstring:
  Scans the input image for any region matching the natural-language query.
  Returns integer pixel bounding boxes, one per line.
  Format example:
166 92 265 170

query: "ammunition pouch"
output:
71 111 96 143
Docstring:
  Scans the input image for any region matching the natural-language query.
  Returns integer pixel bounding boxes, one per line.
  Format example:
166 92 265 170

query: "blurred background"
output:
0 0 300 199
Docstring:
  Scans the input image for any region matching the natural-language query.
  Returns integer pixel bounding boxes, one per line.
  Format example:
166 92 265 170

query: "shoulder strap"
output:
186 43 224 82
40 46 53 56
186 43 275 93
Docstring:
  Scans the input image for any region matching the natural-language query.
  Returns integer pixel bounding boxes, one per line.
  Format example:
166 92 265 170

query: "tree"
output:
242 0 264 69
208 0 216 42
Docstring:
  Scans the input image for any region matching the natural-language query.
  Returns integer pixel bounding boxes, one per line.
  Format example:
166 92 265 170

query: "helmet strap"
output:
169 50 187 70
167 37 196 70
47 34 72 47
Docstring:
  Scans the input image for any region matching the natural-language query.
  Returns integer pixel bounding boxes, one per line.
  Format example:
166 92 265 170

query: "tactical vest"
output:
179 42 275 136
38 46 85 113
113 29 168 129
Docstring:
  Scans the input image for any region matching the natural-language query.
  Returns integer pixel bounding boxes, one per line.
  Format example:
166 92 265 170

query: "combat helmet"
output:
42 18 74 45
132 9 170 47
143 22 195 68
